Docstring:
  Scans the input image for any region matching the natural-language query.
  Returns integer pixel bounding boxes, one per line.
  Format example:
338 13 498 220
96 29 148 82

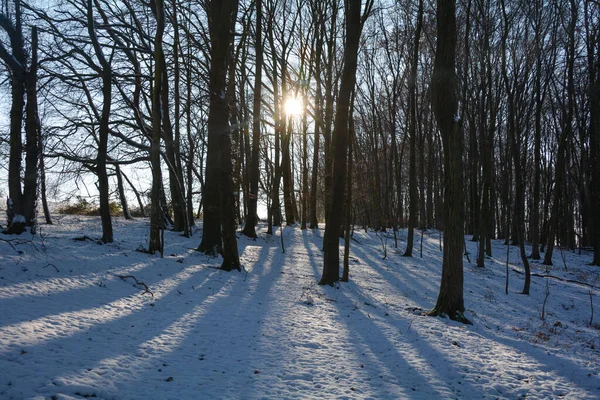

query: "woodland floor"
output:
1 216 599 399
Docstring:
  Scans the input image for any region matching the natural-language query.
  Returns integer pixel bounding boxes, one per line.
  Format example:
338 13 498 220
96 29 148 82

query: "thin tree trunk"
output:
309 7 324 229
115 164 133 220
530 0 543 259
87 0 113 243
544 0 576 266
342 95 355 282
404 0 423 257
121 170 146 217
242 0 263 238
585 0 600 265
149 0 165 254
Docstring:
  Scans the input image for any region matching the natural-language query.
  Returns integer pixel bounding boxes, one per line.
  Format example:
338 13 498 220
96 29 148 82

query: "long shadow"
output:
349 244 435 310
470 324 600 397
0 259 168 327
0 259 225 356
100 240 285 398
301 228 323 279
332 286 468 398
1 264 235 399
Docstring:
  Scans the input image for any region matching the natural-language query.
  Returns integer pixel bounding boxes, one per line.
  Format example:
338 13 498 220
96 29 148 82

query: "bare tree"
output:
320 0 373 286
427 0 468 323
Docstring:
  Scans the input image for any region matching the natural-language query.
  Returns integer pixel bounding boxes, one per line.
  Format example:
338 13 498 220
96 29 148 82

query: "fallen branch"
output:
0 238 18 252
117 275 154 298
0 237 33 252
43 263 59 272
511 268 599 290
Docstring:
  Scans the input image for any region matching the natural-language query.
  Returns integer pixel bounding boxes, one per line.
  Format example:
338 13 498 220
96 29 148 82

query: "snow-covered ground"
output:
1 216 599 399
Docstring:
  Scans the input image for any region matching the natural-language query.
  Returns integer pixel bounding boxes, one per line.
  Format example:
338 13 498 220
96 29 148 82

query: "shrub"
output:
57 197 122 216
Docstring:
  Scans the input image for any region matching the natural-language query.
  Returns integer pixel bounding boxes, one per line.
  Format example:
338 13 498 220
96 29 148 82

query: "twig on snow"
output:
117 275 154 298
43 263 59 272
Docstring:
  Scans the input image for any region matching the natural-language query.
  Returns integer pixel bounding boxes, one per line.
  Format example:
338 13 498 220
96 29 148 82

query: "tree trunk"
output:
208 0 240 271
320 0 369 286
544 0 576 266
427 0 468 323
309 7 324 229
23 26 40 229
115 164 133 220
404 0 423 257
530 0 543 260
39 142 52 225
322 0 338 222
87 0 113 243
301 110 309 229
242 0 263 238
149 0 165 254
342 96 355 282
2 0 27 233
585 0 600 265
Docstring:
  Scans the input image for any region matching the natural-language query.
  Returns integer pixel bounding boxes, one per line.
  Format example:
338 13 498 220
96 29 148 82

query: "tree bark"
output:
427 0 468 323
404 0 423 257
544 0 576 266
242 0 263 238
309 4 324 229
208 0 240 271
149 0 165 254
585 0 600 265
23 26 40 229
115 164 133 220
87 0 113 243
320 0 369 286
1 1 27 233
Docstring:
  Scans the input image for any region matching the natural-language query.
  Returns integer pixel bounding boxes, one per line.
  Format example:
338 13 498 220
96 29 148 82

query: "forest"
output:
1 0 600 397
1 0 599 320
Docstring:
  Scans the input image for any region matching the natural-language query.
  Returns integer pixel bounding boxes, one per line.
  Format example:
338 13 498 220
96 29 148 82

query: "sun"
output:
284 96 303 116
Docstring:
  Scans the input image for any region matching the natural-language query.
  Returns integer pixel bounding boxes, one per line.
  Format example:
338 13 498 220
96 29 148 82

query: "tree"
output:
206 0 240 271
544 0 577 266
585 0 600 265
149 0 166 254
427 0 468 323
320 0 373 286
0 0 38 234
499 0 533 294
403 0 423 257
87 0 113 243
242 0 263 239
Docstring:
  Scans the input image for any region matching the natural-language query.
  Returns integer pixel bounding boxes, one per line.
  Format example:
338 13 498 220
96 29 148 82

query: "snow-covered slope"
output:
1 216 599 399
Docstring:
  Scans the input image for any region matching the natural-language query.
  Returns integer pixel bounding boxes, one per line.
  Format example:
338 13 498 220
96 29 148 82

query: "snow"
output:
1 215 599 399
11 215 25 224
